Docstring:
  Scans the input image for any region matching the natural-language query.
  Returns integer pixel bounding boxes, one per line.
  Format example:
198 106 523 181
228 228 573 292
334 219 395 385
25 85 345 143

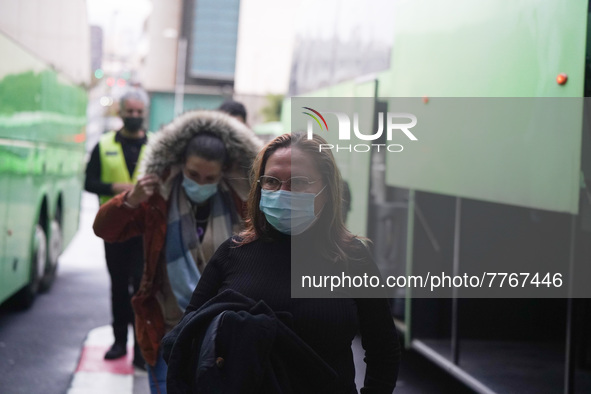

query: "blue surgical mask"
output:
182 175 218 204
259 187 326 235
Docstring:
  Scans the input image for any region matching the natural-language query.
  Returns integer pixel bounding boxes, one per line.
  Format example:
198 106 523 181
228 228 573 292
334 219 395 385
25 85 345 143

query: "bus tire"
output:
40 217 62 292
12 223 46 309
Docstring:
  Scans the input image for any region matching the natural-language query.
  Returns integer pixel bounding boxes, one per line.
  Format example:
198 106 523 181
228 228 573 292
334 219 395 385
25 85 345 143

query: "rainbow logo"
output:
302 107 328 131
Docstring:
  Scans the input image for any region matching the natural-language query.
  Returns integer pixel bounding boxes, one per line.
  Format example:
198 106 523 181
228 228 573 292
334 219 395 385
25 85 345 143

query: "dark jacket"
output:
162 289 338 394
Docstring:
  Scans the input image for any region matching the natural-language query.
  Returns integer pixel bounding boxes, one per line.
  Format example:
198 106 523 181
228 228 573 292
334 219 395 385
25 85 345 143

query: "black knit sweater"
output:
186 232 400 393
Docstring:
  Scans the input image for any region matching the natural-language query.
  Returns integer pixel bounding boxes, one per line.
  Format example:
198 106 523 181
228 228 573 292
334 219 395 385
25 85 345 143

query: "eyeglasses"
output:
258 175 319 192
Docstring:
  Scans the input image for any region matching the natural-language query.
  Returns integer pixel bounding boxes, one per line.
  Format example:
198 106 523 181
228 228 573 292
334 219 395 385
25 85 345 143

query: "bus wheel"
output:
41 217 62 292
12 224 46 309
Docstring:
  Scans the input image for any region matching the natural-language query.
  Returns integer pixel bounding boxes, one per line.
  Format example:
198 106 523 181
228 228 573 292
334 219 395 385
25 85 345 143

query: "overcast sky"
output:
86 0 152 37
86 0 152 61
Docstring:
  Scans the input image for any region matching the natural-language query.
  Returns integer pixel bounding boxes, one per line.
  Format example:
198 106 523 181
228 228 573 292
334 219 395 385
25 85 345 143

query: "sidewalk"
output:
65 326 472 393
66 325 366 394
67 326 150 394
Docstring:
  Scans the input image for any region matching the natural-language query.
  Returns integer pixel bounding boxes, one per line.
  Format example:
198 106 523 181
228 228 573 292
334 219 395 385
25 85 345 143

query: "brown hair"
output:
236 132 361 263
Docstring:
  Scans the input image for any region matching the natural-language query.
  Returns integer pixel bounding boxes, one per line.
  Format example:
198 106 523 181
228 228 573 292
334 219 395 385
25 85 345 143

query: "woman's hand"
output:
125 174 160 208
111 182 134 195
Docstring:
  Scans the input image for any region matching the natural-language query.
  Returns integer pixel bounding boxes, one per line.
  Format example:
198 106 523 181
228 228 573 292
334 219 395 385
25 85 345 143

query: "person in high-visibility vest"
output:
84 89 149 369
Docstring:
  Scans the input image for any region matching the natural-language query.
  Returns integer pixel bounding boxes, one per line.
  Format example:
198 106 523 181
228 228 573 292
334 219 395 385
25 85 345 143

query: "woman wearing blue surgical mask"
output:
257 146 328 235
93 111 261 394
173 133 400 393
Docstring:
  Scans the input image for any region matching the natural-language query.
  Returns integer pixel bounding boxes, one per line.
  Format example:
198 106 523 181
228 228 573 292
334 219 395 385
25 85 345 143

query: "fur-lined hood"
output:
140 110 263 199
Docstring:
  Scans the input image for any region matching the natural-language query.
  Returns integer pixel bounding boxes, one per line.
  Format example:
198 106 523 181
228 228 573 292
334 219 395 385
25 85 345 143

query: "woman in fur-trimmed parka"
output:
93 110 261 393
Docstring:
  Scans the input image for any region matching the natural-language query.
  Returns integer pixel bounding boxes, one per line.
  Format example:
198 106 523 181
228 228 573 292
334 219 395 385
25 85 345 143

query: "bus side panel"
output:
0 142 41 300
381 0 588 214
0 30 86 303
386 0 588 97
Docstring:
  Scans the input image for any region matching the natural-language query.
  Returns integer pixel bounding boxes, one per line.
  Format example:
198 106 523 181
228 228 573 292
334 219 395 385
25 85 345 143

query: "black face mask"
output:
123 117 143 133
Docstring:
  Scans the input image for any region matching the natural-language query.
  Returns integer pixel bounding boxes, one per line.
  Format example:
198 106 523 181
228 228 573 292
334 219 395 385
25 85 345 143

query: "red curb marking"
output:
76 345 134 375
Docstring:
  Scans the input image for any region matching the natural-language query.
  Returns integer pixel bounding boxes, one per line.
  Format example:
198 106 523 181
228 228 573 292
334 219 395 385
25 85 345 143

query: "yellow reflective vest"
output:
98 131 148 205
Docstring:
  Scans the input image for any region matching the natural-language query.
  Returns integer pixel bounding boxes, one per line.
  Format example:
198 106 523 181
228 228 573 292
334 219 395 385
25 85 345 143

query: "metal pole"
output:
174 38 187 117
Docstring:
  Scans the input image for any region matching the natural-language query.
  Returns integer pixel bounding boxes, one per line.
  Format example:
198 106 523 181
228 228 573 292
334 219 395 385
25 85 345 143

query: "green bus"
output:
286 0 591 392
0 1 89 308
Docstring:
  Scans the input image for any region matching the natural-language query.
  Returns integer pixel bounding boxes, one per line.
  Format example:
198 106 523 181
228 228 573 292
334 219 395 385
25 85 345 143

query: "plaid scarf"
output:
165 175 239 311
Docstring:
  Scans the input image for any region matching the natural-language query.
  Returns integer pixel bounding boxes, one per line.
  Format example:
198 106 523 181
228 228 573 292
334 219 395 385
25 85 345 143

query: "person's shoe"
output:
133 357 147 371
104 343 127 360
133 342 146 370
